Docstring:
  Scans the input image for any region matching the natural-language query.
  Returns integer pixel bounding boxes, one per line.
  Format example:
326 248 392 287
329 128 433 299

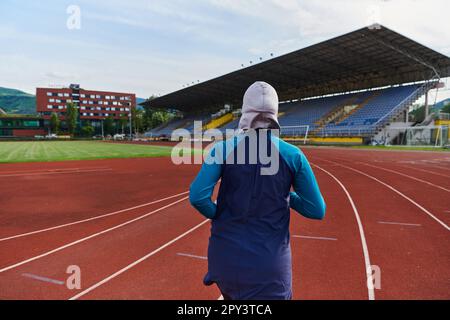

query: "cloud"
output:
0 0 449 99
44 71 80 81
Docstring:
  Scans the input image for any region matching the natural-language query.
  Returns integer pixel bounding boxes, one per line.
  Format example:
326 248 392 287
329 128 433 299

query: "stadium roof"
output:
143 24 450 112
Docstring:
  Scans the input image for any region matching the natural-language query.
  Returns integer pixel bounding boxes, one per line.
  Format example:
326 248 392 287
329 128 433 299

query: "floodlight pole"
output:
129 112 132 140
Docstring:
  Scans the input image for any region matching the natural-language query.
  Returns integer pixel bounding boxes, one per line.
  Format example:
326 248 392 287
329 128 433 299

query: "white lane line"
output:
0 167 109 175
292 235 338 241
378 221 422 227
176 253 208 260
397 165 450 179
355 162 450 193
316 158 450 232
69 219 210 300
311 163 375 301
0 168 113 178
0 191 189 242
419 164 450 172
0 196 189 273
22 273 64 285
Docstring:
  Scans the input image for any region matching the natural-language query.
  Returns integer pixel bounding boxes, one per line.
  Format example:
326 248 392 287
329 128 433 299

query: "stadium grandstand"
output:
142 24 450 145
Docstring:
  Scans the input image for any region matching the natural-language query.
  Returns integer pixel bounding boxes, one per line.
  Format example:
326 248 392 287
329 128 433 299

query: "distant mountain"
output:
136 97 146 110
0 87 36 114
434 98 450 110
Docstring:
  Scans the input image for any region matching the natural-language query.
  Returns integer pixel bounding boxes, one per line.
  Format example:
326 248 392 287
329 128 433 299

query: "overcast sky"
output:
0 0 449 102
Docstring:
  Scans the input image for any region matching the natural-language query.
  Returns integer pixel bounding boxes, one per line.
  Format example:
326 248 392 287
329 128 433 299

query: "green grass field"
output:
0 141 176 163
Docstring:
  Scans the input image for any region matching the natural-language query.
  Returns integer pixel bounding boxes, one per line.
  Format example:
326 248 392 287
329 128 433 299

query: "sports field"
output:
0 143 448 300
0 141 174 163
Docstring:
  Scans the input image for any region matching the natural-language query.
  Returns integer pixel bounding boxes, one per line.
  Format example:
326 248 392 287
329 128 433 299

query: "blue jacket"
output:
189 132 326 300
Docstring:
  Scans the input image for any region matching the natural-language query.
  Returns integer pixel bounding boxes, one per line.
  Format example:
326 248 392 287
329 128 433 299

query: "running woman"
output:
189 81 326 300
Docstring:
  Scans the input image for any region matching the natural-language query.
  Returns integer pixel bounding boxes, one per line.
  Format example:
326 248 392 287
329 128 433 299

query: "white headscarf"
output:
238 81 281 130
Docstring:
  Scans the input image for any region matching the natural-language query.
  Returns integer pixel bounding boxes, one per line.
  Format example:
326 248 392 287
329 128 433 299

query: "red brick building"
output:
36 84 136 121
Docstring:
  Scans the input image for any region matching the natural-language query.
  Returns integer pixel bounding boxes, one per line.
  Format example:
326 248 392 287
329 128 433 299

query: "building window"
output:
81 107 86 110
64 93 70 97
46 92 52 97
80 94 86 98
49 99 55 102
106 96 110 100
47 105 53 109
58 93 63 97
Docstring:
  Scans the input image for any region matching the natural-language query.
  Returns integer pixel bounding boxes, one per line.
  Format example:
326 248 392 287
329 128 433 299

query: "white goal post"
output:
377 125 449 147
280 125 310 145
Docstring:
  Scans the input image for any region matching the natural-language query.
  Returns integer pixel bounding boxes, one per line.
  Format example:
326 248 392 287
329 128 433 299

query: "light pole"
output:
101 119 104 140
129 112 132 140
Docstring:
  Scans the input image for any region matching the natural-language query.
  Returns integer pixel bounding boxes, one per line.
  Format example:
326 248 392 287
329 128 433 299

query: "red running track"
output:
0 147 448 300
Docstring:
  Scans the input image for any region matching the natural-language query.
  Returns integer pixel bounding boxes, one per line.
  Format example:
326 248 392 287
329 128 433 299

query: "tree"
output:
119 116 128 134
104 116 115 135
442 103 450 114
66 102 78 136
81 124 94 137
131 108 144 134
142 108 153 131
50 112 60 134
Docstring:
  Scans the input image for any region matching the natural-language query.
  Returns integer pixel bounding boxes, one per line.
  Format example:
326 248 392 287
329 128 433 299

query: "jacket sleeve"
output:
189 143 223 219
289 152 326 220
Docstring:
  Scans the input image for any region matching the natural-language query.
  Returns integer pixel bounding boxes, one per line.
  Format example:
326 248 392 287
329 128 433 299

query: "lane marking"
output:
314 158 450 232
292 235 338 241
22 273 64 286
311 163 375 300
378 221 422 227
0 197 189 273
69 219 210 300
397 165 450 179
0 168 113 178
405 162 450 172
176 253 208 260
0 167 109 175
0 191 189 242
354 162 450 193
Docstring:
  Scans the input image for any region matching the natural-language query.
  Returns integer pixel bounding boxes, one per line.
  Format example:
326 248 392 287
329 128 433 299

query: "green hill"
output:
0 87 36 114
